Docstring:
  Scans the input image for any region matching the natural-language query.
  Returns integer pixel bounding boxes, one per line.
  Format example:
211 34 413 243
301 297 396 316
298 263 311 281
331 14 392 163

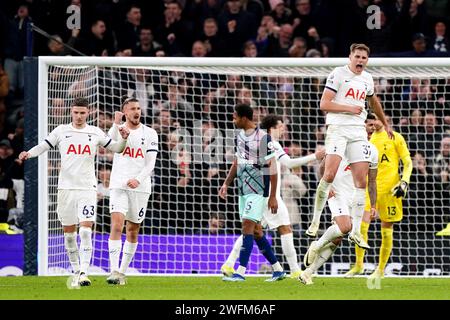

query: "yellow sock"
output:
355 221 370 267
379 227 394 272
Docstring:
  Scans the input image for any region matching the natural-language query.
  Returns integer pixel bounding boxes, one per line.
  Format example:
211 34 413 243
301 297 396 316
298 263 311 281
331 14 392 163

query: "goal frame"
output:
35 56 450 276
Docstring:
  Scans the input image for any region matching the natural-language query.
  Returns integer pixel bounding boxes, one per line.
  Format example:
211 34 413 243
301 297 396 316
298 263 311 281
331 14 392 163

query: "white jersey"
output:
109 123 158 193
271 140 288 198
325 65 375 126
332 141 379 201
45 124 118 190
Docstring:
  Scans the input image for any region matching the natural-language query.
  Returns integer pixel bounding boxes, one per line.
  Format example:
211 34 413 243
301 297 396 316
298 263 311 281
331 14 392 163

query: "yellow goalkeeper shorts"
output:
365 193 403 222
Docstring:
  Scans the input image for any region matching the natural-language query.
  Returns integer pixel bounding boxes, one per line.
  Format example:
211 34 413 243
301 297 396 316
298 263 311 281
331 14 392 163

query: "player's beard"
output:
130 117 140 126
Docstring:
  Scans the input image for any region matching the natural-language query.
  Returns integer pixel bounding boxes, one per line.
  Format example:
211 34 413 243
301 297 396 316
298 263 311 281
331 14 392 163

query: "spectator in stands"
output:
270 0 292 25
76 19 114 56
191 40 208 57
217 0 258 56
417 112 444 158
264 23 293 57
291 0 315 41
367 9 393 54
115 4 141 51
288 36 307 57
432 136 450 178
205 212 226 234
160 84 195 128
133 27 162 57
306 48 321 57
388 33 449 57
243 40 258 57
4 3 31 96
156 0 194 56
199 18 222 57
429 20 449 53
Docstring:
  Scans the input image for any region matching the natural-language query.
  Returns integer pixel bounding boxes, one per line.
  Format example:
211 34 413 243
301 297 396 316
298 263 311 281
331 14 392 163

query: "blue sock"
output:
238 234 254 268
255 235 278 265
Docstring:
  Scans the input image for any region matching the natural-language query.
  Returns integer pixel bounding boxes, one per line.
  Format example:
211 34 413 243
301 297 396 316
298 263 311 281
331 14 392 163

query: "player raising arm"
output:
221 114 325 279
19 97 129 287
106 97 158 285
307 43 392 239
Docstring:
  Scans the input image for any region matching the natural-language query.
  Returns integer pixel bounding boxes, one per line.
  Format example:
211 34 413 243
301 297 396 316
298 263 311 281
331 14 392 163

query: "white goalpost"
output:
36 56 450 277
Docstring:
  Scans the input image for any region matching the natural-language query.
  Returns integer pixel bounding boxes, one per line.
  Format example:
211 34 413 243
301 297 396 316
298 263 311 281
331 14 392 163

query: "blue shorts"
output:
239 194 268 223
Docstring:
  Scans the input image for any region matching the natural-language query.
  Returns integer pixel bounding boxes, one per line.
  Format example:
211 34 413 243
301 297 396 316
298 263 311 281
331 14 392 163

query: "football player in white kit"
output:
300 140 378 285
306 43 392 243
19 97 130 287
106 97 158 285
221 115 325 279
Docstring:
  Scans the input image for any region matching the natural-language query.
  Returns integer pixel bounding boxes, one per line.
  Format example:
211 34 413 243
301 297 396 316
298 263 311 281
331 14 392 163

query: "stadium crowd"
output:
0 0 449 239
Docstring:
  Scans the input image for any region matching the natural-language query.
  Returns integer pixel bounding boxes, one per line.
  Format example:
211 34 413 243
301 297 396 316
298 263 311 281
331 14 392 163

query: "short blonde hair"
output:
350 43 370 55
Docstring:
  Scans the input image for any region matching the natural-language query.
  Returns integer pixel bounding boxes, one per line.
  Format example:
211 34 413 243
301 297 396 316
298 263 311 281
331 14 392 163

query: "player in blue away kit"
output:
219 104 286 282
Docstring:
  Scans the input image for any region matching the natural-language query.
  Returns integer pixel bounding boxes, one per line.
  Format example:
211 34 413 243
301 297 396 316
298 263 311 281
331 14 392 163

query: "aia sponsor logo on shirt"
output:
122 146 144 158
344 88 366 101
66 144 92 155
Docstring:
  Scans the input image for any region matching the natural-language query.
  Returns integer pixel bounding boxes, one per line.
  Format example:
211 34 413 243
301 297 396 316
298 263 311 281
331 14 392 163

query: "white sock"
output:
64 232 79 273
272 261 283 272
316 224 344 249
236 265 247 276
312 179 332 225
225 235 243 267
351 188 366 234
119 240 138 274
280 233 300 273
309 242 338 274
79 227 92 274
108 239 122 273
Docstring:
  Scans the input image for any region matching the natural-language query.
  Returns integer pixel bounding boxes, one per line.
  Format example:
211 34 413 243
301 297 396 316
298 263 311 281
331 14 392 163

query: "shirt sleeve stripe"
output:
103 139 112 148
278 154 287 160
146 149 158 152
325 86 337 93
45 139 54 149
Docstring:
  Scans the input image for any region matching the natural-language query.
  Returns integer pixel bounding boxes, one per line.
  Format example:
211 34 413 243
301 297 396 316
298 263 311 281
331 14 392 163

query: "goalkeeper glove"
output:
391 180 408 198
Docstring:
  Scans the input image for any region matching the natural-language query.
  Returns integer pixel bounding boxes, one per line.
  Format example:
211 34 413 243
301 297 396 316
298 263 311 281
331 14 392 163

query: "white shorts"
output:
261 198 290 229
325 125 371 164
109 189 150 224
57 190 97 226
328 194 351 220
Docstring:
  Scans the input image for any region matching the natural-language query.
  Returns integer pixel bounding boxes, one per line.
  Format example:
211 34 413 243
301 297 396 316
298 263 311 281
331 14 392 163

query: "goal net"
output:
37 57 450 277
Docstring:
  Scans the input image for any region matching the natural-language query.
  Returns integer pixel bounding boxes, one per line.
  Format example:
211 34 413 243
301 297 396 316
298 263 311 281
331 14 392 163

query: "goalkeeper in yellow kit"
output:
345 113 413 278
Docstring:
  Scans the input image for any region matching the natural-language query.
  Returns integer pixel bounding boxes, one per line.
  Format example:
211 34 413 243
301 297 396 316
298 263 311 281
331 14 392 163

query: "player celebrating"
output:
219 104 286 282
106 97 158 285
19 97 129 287
221 114 325 279
345 113 412 279
306 43 393 241
300 139 378 285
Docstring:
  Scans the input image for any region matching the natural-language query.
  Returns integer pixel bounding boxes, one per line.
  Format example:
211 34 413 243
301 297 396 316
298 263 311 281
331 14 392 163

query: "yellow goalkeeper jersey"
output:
370 130 412 194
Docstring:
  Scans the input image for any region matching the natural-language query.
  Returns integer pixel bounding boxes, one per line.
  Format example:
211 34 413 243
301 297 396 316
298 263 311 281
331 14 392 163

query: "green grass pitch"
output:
1 276 449 300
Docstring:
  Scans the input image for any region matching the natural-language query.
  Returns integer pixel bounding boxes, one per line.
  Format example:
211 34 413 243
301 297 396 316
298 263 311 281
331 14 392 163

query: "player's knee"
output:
338 222 352 235
111 223 123 235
